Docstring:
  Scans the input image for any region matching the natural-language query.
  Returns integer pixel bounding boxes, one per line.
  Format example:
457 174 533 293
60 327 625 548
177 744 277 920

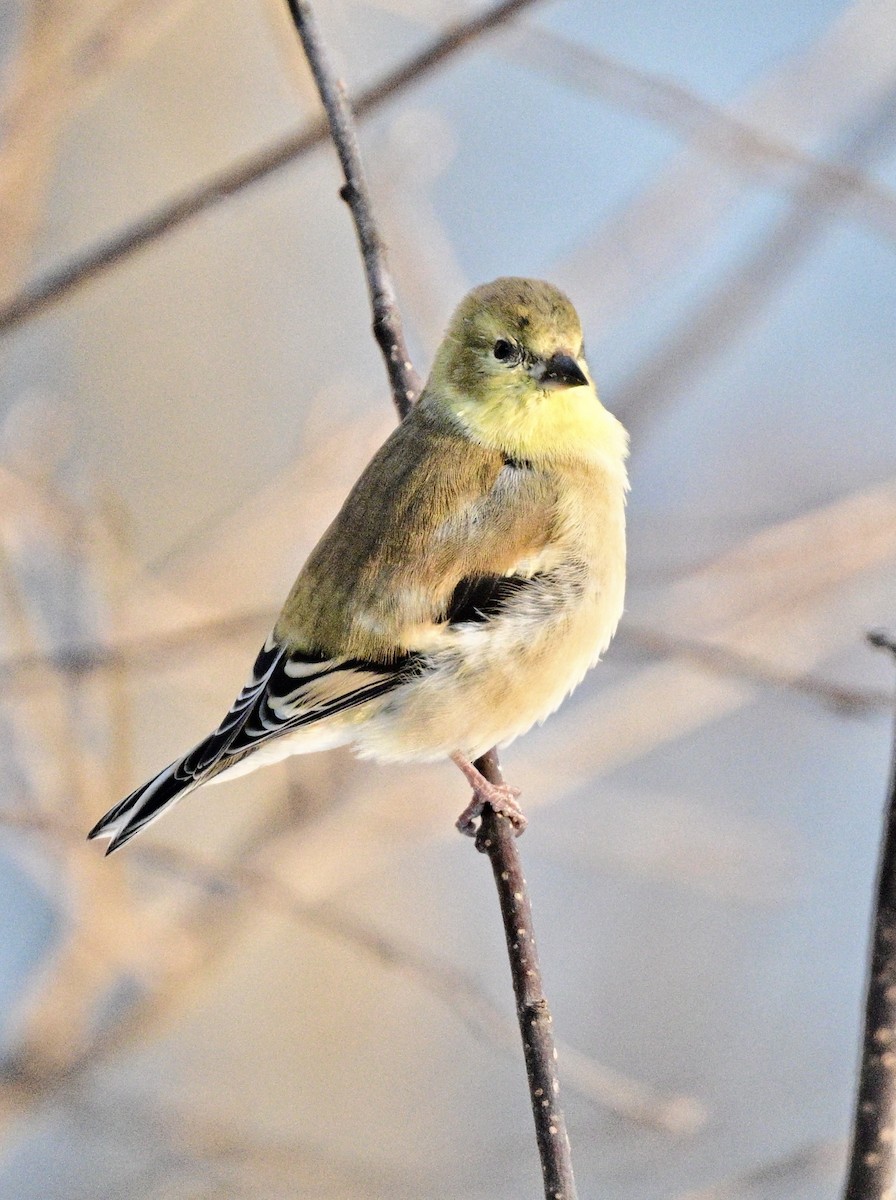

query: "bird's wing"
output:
214 637 423 758
89 635 422 851
276 403 562 660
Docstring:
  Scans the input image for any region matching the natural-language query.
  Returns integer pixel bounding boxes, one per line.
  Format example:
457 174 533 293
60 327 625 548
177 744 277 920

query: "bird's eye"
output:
493 339 514 361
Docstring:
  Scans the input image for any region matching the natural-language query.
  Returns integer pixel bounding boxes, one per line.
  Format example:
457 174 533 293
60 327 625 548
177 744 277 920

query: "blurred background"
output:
0 0 894 1196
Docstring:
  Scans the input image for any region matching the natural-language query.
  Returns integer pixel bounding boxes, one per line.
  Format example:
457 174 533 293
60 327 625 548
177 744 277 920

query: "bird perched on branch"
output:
89 278 628 853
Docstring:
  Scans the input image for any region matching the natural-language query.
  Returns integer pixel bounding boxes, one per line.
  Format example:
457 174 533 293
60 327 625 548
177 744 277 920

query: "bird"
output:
88 277 628 853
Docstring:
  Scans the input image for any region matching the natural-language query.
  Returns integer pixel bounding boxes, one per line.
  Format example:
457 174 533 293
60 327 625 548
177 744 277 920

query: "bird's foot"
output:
455 781 526 838
450 753 527 838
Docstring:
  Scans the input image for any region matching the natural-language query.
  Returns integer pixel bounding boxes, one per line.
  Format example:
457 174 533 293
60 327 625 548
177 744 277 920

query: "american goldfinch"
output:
89 278 628 853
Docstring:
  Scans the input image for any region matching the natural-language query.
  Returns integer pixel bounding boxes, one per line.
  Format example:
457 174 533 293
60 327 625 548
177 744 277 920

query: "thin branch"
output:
475 750 579 1199
284 0 421 414
281 4 577 1194
0 805 703 1133
0 803 300 1133
674 1137 845 1200
69 1086 426 1198
509 24 896 242
842 631 896 1199
612 84 896 436
9 0 896 342
620 624 893 718
0 0 542 336
0 609 272 682
1 605 889 722
555 0 896 356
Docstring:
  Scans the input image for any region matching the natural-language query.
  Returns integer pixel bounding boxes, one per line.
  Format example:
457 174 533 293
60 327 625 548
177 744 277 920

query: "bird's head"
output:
427 277 626 465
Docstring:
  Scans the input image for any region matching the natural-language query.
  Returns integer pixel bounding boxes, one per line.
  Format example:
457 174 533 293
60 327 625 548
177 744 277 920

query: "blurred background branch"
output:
0 0 543 331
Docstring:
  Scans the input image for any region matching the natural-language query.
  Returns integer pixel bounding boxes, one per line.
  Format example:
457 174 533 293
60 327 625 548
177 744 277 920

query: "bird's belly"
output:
353 569 624 763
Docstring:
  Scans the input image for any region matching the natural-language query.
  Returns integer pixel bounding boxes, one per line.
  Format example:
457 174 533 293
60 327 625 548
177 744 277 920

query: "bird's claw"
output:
455 781 527 838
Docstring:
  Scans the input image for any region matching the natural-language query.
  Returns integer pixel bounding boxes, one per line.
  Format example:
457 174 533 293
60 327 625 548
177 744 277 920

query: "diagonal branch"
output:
508 23 896 241
611 83 896 437
0 804 703 1133
0 0 542 336
284 0 421 415
0 578 891 722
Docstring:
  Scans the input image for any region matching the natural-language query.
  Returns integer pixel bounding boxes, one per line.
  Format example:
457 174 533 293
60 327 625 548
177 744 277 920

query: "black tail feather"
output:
88 749 225 853
87 634 421 852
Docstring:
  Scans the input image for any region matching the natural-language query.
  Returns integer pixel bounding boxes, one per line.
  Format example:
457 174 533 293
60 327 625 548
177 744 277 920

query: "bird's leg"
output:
450 752 527 837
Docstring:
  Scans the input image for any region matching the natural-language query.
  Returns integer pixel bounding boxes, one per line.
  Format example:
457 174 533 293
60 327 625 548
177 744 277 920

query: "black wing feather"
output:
89 640 422 853
444 573 544 626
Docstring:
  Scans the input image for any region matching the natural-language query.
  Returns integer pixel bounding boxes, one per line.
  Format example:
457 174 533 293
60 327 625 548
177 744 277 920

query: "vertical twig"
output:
285 0 422 417
476 750 579 1200
843 629 896 1199
281 4 579 1196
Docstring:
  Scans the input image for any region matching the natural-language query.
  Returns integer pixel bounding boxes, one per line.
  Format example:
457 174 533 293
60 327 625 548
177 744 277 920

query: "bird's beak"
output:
536 353 589 390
